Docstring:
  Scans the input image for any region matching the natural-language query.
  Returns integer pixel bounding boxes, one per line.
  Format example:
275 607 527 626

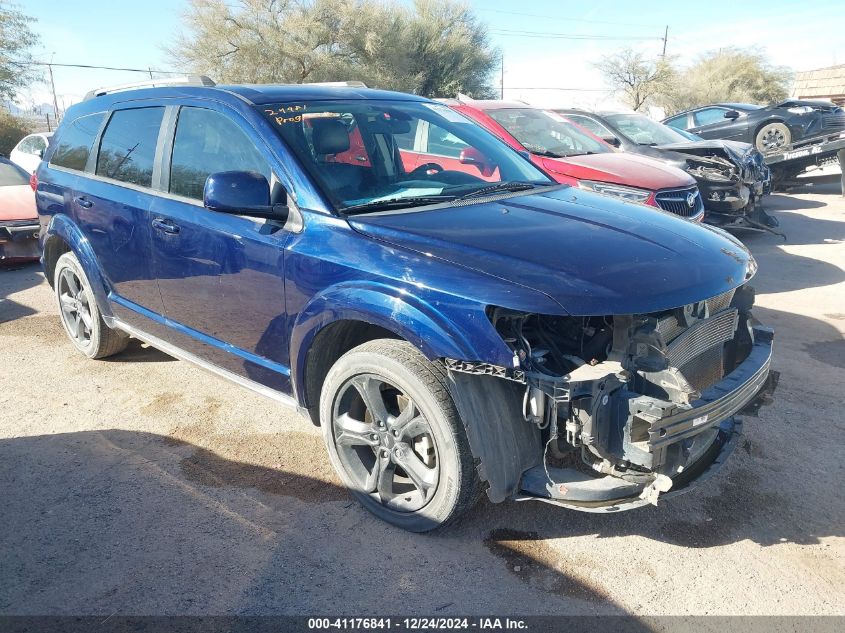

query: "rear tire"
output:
319 339 480 532
755 122 791 154
54 251 128 359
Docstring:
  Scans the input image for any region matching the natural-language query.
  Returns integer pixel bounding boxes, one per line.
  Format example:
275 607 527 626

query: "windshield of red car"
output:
259 100 552 213
486 108 611 158
0 161 29 187
605 113 691 146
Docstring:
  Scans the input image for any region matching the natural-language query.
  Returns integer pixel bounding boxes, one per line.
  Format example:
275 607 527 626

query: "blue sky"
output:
19 0 845 110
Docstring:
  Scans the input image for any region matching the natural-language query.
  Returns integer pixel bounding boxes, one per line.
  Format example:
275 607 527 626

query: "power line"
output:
489 28 662 41
504 87 612 91
17 61 183 75
476 7 662 29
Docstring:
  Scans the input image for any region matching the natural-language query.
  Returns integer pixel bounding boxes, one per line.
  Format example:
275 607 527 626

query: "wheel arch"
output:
752 116 788 139
42 215 113 318
290 283 492 420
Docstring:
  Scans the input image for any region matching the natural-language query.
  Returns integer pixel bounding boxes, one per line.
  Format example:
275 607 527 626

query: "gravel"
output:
1 175 843 617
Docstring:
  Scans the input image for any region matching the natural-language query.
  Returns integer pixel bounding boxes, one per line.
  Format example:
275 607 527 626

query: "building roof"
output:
792 64 845 100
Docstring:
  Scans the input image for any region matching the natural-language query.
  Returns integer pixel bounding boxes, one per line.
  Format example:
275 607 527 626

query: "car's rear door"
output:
150 103 291 391
73 106 167 327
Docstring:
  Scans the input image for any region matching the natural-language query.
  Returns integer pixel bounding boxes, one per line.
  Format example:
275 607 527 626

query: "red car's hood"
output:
537 152 695 191
0 185 37 222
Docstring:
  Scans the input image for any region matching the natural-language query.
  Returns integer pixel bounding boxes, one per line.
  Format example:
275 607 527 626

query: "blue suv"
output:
35 79 774 531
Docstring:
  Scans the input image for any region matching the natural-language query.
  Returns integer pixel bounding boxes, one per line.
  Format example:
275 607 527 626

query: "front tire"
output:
54 251 128 359
755 122 791 154
319 339 480 532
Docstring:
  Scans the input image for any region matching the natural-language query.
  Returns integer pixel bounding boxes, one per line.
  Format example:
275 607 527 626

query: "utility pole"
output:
47 63 60 121
662 25 669 57
500 55 504 99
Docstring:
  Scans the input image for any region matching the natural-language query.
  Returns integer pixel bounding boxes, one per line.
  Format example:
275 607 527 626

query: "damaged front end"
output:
658 142 777 232
447 284 775 512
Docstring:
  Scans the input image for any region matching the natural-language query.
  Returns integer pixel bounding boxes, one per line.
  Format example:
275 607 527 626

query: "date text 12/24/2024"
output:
307 618 528 630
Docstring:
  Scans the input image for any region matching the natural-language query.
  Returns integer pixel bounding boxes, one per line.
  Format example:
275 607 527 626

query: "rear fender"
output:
42 215 113 319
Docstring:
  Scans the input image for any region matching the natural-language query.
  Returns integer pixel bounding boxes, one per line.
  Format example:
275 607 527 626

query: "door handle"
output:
151 217 180 235
75 196 93 209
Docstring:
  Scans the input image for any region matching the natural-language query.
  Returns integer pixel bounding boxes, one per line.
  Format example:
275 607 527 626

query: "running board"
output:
107 317 306 415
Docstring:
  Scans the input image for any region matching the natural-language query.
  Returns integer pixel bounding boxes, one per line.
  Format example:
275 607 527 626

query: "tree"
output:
0 109 32 156
664 47 792 113
168 0 498 98
594 48 675 111
0 1 40 101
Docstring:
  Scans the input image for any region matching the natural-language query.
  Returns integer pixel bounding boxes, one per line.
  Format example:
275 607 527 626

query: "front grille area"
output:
822 111 845 131
654 186 705 218
652 288 740 392
666 309 738 370
655 288 736 345
679 347 725 393
706 288 735 314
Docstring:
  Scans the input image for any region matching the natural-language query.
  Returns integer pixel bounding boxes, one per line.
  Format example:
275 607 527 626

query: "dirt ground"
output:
1 174 843 617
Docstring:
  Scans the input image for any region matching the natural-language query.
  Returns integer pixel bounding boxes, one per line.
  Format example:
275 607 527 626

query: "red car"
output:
442 99 704 220
0 157 40 263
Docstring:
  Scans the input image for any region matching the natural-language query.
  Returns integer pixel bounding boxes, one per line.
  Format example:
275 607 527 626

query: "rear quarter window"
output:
50 113 106 171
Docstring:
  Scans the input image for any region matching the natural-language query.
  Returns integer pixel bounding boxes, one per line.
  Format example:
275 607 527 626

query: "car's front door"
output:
689 107 748 140
150 104 291 391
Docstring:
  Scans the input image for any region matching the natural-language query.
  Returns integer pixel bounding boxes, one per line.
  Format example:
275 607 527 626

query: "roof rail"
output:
83 75 216 100
302 81 367 88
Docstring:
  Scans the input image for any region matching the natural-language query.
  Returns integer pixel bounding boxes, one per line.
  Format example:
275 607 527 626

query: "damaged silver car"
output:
559 110 778 232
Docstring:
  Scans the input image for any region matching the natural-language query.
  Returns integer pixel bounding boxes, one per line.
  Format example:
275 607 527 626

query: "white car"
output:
10 132 53 174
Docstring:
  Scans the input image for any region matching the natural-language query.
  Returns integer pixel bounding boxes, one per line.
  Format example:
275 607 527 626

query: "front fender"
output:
42 215 113 319
289 281 510 404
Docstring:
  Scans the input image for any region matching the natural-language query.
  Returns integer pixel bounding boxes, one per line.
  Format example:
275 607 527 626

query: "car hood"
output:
654 139 755 163
0 185 37 222
348 187 754 316
537 152 695 191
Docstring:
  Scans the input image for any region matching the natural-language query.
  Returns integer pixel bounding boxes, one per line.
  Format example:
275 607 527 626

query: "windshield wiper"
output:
342 195 453 214
454 181 539 201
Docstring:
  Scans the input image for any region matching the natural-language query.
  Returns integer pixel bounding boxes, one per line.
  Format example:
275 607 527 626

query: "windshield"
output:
604 113 691 146
486 108 611 157
0 160 29 186
260 100 551 213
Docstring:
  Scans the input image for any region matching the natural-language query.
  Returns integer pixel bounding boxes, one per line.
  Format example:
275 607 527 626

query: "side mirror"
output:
203 171 288 221
35 148 44 158
459 147 495 177
723 110 740 120
602 135 621 148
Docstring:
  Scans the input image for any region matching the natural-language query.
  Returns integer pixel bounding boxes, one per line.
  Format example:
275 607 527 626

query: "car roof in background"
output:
443 99 537 111
716 103 763 110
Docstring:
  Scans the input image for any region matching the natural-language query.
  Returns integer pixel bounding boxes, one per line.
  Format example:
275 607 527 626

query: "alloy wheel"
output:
332 374 440 512
58 268 93 346
761 128 786 151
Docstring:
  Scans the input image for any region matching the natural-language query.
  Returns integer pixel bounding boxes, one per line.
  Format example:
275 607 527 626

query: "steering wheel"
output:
408 162 444 179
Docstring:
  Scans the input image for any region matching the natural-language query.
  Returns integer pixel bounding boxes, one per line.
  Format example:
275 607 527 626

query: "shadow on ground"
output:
2 398 843 615
0 262 42 323
0 429 658 622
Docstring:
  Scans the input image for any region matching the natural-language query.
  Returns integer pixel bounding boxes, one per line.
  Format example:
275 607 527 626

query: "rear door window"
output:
50 113 106 171
169 107 270 200
96 107 165 187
